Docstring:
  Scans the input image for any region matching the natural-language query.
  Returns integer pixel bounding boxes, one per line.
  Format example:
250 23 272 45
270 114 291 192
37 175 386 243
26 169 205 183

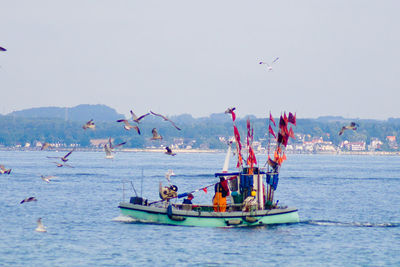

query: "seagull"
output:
47 149 74 162
82 119 95 130
165 169 175 182
41 142 51 150
151 128 163 140
20 197 37 204
104 137 126 158
150 111 181 130
35 218 47 232
165 146 176 156
339 122 359 135
0 46 6 52
116 119 141 134
130 110 150 124
259 57 279 71
0 164 11 174
41 175 56 183
104 143 114 159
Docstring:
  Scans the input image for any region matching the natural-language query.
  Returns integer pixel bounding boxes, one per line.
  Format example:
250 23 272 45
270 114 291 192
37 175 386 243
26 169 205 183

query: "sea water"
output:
0 151 399 266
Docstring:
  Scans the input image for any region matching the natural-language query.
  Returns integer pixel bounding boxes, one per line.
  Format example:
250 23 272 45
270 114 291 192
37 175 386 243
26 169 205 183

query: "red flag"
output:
231 110 236 121
267 157 278 168
269 125 276 138
202 187 208 194
282 134 289 147
248 146 257 165
289 127 295 139
283 112 288 125
269 113 276 127
236 152 243 168
288 112 296 126
233 125 242 151
277 132 289 147
279 115 287 129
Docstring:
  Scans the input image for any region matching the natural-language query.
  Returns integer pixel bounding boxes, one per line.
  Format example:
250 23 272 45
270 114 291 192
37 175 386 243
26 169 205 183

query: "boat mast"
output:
222 139 233 173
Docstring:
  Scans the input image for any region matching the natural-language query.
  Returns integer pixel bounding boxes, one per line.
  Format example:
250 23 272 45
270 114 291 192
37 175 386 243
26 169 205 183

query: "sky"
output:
1 1 399 120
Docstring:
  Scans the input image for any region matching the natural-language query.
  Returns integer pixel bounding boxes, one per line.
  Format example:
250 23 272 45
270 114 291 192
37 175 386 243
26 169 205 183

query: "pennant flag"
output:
288 112 296 126
289 127 295 139
283 112 288 125
279 115 287 130
231 110 236 121
202 187 208 194
267 157 278 169
269 112 276 127
236 150 243 168
269 125 276 138
277 132 289 147
282 134 289 147
248 146 257 166
233 126 242 151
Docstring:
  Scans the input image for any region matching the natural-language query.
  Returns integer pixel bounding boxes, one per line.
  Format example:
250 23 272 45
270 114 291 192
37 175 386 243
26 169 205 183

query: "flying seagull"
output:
130 110 150 124
104 143 114 159
150 111 181 130
35 218 47 232
41 175 56 183
47 149 74 162
165 169 175 182
0 46 6 52
259 57 279 71
165 146 176 156
20 197 38 204
151 128 163 140
116 119 141 134
82 119 95 130
0 164 11 174
339 122 359 136
104 137 126 158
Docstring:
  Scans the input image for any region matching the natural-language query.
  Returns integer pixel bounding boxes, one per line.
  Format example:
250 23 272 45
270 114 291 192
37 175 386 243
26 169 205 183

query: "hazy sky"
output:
1 1 399 119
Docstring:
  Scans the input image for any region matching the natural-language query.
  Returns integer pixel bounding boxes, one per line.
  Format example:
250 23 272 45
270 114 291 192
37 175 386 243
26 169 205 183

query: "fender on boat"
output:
225 219 242 226
167 204 186 221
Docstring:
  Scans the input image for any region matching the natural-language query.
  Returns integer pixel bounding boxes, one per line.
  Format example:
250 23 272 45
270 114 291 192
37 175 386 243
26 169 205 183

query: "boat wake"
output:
111 215 137 223
302 220 400 228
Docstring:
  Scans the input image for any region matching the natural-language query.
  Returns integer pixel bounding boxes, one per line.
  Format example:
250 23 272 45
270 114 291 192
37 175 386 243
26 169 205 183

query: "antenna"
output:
141 167 144 198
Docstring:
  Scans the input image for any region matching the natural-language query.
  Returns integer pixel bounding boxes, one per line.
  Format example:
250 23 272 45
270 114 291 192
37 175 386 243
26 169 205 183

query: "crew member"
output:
213 177 230 212
182 193 194 204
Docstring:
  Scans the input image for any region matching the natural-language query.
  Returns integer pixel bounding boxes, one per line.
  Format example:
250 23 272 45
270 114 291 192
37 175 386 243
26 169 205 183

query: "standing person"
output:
213 177 230 212
182 193 194 204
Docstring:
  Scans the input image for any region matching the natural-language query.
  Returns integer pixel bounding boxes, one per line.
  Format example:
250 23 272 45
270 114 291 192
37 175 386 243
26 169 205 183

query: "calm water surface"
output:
0 151 399 266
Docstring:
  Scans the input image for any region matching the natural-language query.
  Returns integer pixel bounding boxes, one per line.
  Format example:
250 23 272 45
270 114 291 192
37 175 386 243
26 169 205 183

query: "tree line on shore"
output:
1 112 400 150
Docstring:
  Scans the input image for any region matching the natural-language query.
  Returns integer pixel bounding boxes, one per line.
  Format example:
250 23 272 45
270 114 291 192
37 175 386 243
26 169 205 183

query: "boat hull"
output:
118 202 299 227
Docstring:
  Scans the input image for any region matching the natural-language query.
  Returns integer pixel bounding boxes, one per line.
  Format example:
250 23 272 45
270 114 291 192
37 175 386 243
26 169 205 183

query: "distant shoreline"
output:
1 147 399 156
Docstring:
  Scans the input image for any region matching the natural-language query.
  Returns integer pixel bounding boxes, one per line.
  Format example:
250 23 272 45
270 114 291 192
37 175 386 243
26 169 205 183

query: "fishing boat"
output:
118 110 299 227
